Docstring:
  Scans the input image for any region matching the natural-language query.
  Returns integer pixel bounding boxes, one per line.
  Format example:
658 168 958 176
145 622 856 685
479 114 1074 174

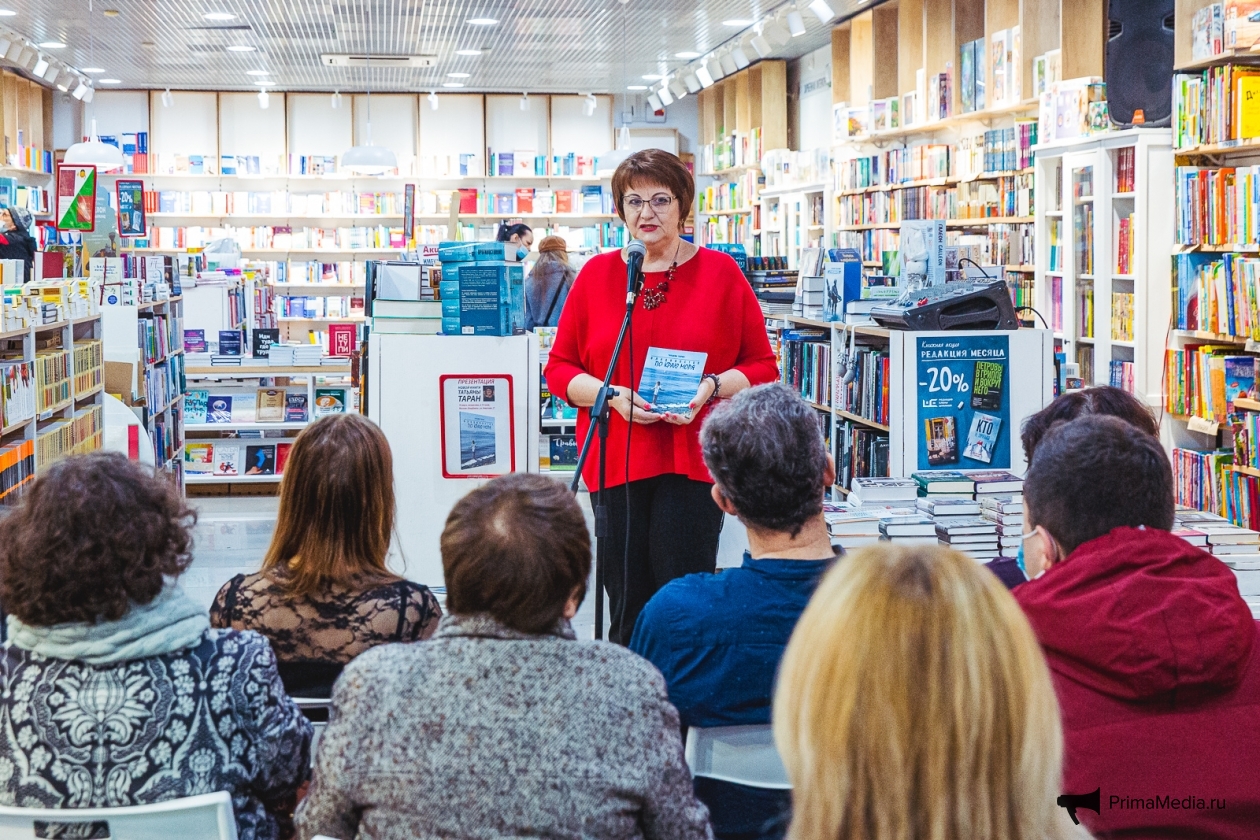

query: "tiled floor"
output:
187 492 748 641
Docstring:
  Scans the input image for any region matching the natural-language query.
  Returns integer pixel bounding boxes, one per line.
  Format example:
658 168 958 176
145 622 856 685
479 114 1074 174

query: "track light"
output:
428 90 439 110
32 57 48 76
657 83 674 106
520 91 529 111
331 90 341 108
583 93 597 116
719 51 738 75
4 41 21 61
765 19 791 47
731 46 751 69
706 57 725 82
0 39 10 57
258 89 269 109
71 81 88 100
787 9 807 36
751 33 773 57
648 93 663 111
669 78 687 99
161 88 173 107
683 72 701 93
41 63 59 83
808 0 835 23
83 86 93 103
696 65 714 88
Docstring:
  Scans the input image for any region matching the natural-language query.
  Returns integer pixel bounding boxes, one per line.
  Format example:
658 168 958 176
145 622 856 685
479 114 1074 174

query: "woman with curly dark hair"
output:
0 452 312 840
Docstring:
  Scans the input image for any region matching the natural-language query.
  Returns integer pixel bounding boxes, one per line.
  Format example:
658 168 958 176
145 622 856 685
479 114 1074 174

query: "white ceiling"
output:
0 0 864 94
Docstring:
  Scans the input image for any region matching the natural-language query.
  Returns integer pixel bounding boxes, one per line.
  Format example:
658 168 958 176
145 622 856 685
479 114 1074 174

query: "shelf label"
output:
1187 416 1220 436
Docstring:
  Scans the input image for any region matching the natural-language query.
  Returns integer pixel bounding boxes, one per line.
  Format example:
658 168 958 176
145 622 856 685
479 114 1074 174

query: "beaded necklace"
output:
640 241 682 310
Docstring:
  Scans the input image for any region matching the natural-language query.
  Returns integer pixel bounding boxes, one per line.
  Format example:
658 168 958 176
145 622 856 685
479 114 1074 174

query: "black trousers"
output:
595 474 725 645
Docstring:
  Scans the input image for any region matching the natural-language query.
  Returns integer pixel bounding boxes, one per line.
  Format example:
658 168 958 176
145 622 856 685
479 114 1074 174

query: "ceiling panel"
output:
1 0 874 94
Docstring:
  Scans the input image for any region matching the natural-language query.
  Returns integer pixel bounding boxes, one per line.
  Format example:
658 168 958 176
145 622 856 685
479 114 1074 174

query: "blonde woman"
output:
774 544 1082 840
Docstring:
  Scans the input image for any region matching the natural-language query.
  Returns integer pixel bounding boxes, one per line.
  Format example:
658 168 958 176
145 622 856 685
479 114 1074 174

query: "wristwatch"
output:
702 373 721 405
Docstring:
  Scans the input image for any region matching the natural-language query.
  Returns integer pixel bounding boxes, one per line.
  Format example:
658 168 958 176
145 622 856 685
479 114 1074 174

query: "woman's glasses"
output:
624 195 674 213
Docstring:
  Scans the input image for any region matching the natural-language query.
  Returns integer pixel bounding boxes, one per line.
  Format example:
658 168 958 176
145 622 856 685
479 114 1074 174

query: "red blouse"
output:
544 247 779 489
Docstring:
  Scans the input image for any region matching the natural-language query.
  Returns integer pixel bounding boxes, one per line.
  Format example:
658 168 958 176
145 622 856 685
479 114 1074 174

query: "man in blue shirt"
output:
630 383 837 840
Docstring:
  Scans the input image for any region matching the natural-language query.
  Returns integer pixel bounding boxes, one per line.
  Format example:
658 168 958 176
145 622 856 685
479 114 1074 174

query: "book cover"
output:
328 323 357 356
459 411 496 469
256 389 285 423
912 470 975 492
186 389 209 424
966 470 1025 491
251 328 280 359
285 393 309 422
184 329 207 353
970 360 1005 411
960 39 975 113
185 443 214 474
974 38 986 110
637 347 708 417
924 416 958 466
963 412 1002 464
276 442 292 474
217 330 243 356
314 388 346 418
1224 355 1256 414
899 220 946 288
1236 74 1260 139
214 443 240 476
245 444 276 476
206 394 233 423
549 434 578 470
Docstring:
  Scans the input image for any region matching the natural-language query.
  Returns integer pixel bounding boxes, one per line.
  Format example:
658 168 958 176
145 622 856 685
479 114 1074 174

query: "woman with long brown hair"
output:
211 413 440 697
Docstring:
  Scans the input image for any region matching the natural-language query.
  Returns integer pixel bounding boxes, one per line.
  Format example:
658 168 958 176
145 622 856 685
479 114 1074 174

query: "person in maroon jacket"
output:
1018 414 1260 839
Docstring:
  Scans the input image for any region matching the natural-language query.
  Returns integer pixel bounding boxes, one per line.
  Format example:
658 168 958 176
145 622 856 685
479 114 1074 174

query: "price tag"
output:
1187 415 1220 436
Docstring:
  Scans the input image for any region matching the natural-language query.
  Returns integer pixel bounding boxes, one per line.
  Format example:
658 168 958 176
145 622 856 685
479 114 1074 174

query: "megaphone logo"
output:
1057 788 1101 825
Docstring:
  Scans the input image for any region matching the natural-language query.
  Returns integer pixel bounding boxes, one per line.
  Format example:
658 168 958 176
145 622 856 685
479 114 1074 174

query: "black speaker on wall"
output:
1105 0 1176 127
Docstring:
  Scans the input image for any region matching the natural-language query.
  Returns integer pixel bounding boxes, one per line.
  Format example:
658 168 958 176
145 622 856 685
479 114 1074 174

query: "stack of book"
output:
913 470 976 501
848 477 918 509
969 470 1024 500
917 496 981 525
878 513 939 547
936 517 1001 560
981 494 1025 557
291 345 325 367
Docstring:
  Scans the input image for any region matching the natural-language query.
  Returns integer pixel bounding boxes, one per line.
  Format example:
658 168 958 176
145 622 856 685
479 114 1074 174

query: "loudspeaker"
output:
1106 0 1175 126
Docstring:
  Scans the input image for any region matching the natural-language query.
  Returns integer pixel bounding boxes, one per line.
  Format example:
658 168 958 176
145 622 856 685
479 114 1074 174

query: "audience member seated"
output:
1017 415 1260 838
630 383 835 840
1000 384 1161 583
0 453 311 840
211 414 440 698
296 473 712 840
773 543 1076 840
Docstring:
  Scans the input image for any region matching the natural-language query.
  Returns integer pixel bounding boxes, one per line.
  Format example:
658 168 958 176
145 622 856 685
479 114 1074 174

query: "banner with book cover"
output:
439 374 515 478
55 165 96 231
916 335 1011 471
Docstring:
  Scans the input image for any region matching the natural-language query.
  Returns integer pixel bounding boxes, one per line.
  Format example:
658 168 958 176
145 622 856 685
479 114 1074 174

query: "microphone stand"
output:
570 268 641 642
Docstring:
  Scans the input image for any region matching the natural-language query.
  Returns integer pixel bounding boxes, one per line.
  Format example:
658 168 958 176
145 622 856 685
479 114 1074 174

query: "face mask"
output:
516 247 528 261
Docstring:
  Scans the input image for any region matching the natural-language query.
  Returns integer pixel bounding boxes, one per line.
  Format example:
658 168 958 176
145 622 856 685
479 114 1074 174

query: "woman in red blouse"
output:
545 149 779 644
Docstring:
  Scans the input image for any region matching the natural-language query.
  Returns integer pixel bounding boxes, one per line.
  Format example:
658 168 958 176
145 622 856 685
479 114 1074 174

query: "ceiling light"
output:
103 9 120 17
520 91 529 110
331 90 341 108
64 119 124 171
750 34 773 57
0 39 9 56
81 66 105 73
696 66 714 88
21 49 38 70
227 45 255 52
657 84 673 106
99 78 121 84
428 90 439 110
647 93 663 111
731 46 751 69
255 80 275 86
32 58 48 76
38 41 65 49
203 11 235 20
0 9 16 16
455 48 482 56
628 84 648 90
683 72 701 93
41 64 58 82
675 51 701 59
246 69 268 76
71 81 88 99
808 0 835 23
583 93 597 116
722 19 753 26
719 52 738 75
83 87 94 103
642 74 665 81
787 9 807 35
447 72 470 78
4 41 21 61
669 78 687 99
442 82 465 88
765 20 791 47
257 89 269 109
467 17 498 25
706 57 725 81
161 88 173 107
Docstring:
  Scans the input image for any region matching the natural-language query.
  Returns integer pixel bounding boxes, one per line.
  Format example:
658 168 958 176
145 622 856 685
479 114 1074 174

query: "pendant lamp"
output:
64 119 124 171
342 20 397 176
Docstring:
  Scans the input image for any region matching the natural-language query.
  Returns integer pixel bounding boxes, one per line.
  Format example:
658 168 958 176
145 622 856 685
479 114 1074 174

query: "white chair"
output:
292 697 332 764
0 790 237 840
684 724 792 790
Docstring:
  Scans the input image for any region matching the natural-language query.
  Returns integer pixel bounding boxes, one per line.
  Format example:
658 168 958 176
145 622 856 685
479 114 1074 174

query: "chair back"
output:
0 791 237 840
684 724 792 790
292 697 332 764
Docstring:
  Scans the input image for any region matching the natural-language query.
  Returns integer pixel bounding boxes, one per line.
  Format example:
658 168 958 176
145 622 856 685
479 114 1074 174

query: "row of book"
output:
1165 346 1256 422
487 151 598 178
275 295 364 319
697 170 762 214
1188 3 1260 62
0 179 50 216
1116 212 1135 275
778 330 831 408
0 360 34 428
539 434 578 472
1174 165 1260 248
696 128 765 175
1174 448 1234 523
138 313 181 366
0 439 34 507
954 225 1035 267
146 225 407 252
35 405 103 471
835 347 890 428
1172 64 1260 149
1174 251 1260 338
1113 292 1135 341
186 440 292 477
186 387 338 424
697 213 756 249
835 145 954 192
145 355 186 416
33 350 70 414
835 422 889 492
150 189 410 217
837 179 1033 228
72 341 103 397
1109 360 1135 393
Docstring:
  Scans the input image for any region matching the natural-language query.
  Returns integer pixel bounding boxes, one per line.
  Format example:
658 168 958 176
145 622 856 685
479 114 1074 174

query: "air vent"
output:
320 53 436 67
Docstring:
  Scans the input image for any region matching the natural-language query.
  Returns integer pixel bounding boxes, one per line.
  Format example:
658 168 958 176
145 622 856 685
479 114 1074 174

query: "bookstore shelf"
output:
185 421 310 431
186 365 351 376
1 420 29 437
277 315 367 323
1233 465 1260 480
760 183 830 198
807 401 830 414
844 99 1041 145
75 384 104 401
33 320 69 334
1237 398 1260 413
0 166 54 179
836 409 891 433
147 212 618 223
186 473 283 485
1173 330 1250 345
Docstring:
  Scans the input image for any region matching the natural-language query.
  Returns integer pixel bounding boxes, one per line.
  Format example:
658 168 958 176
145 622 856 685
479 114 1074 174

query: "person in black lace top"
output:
210 414 441 698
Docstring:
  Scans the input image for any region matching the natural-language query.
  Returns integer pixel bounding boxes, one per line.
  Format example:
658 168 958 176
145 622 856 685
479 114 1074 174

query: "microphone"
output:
625 239 647 305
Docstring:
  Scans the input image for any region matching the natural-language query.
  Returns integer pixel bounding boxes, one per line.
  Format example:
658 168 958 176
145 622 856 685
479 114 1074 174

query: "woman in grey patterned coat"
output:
297 472 713 840
0 453 312 840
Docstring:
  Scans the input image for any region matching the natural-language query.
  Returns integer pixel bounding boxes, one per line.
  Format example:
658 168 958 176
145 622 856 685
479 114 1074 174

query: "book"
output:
825 509 884 537
917 498 981 516
936 517 999 536
328 323 358 357
637 347 708 417
314 388 346 418
966 470 1024 493
217 331 243 356
913 470 976 494
900 220 946 289
256 389 285 423
285 393 309 422
850 477 919 502
214 443 240 476
207 395 233 423
924 416 959 466
245 444 276 475
185 390 209 424
184 329 207 353
251 328 280 359
970 360 1004 411
879 516 938 537
963 412 1002 464
276 442 293 474
185 443 214 474
1172 528 1210 546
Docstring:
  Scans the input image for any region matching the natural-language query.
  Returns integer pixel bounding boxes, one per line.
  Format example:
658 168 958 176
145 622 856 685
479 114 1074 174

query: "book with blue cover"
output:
637 347 708 417
964 412 1002 464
